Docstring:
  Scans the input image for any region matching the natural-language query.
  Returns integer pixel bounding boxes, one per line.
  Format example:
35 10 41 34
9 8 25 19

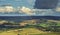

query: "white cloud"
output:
0 6 15 13
20 6 34 15
32 9 54 16
0 7 5 12
56 7 60 12
5 6 14 12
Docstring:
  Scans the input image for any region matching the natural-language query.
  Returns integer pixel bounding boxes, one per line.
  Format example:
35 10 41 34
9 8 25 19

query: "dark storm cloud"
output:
34 0 58 9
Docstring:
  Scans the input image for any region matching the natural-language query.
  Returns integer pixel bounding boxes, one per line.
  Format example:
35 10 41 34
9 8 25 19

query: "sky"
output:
34 0 58 9
0 0 35 8
0 0 60 16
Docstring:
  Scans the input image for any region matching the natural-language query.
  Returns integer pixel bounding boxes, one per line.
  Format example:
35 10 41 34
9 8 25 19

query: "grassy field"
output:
0 20 60 35
0 28 60 35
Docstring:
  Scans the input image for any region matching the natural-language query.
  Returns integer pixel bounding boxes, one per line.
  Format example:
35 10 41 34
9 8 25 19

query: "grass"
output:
0 28 60 35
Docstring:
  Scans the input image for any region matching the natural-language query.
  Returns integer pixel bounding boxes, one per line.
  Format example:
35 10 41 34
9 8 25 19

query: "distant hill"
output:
0 16 60 22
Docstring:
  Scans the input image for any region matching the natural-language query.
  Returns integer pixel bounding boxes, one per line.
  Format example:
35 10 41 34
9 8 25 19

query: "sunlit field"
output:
0 18 60 35
0 28 60 35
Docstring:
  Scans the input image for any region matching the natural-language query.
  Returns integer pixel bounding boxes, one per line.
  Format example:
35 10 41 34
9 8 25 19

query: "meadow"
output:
0 19 60 35
0 28 60 35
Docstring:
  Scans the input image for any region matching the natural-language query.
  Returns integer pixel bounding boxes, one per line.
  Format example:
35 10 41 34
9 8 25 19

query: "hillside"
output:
0 16 60 22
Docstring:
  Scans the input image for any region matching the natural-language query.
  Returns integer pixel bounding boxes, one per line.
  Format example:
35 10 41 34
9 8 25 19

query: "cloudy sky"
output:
0 0 60 16
0 0 35 8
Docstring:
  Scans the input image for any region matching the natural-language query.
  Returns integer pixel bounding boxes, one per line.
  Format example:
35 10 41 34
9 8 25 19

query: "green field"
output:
0 19 60 35
0 28 60 35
